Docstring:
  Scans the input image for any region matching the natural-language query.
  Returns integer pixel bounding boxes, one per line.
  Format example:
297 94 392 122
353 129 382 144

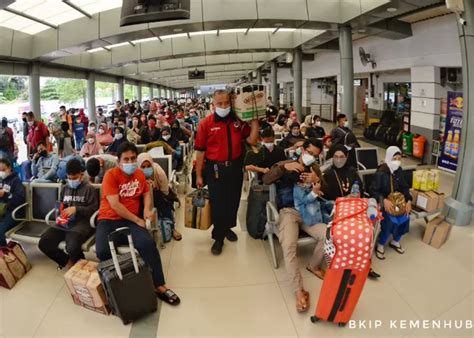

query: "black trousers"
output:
205 160 244 241
39 227 93 267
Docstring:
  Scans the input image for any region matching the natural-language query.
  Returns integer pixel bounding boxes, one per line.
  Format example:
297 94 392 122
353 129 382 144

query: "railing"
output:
310 103 333 121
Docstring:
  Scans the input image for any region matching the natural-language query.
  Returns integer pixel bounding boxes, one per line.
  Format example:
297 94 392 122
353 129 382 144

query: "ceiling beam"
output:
62 0 92 19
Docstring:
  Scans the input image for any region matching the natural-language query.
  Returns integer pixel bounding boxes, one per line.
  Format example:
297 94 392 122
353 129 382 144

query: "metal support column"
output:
271 60 278 106
137 83 142 102
118 77 125 103
293 48 303 122
28 62 41 119
87 73 96 123
445 0 474 226
339 25 354 128
256 68 262 84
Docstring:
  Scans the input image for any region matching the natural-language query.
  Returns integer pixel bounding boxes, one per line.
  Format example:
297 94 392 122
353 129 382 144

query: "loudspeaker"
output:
447 68 458 83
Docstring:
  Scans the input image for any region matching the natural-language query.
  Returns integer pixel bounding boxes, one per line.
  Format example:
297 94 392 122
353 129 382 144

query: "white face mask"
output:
98 129 105 134
263 142 274 150
315 121 321 127
343 121 349 128
115 133 123 140
0 171 7 180
215 107 231 118
162 135 171 141
87 139 95 144
389 160 401 172
88 127 96 132
302 153 316 166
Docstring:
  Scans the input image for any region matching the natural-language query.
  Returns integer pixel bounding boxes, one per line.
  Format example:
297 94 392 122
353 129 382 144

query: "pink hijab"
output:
96 123 113 146
80 132 103 157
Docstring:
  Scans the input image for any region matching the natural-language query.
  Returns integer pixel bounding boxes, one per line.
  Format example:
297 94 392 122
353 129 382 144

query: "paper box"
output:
230 84 267 121
410 189 418 203
64 260 110 315
423 215 452 249
415 191 440 212
185 190 212 230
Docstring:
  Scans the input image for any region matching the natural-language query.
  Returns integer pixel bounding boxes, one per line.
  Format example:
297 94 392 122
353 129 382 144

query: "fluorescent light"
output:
107 42 130 49
249 28 275 32
87 47 105 53
220 28 247 34
160 33 188 39
189 30 218 36
386 7 397 12
279 28 296 32
131 37 159 44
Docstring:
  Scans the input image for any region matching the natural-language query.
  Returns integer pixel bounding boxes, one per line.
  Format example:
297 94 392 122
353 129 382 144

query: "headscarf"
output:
96 122 113 146
80 132 103 157
385 146 402 173
106 127 126 154
137 152 169 195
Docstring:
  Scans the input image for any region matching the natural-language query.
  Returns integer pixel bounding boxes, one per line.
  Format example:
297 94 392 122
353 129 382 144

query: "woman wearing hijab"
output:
321 144 364 201
137 153 182 241
170 120 190 143
96 123 113 147
106 127 126 155
273 114 288 133
160 126 181 170
80 132 103 157
369 146 412 260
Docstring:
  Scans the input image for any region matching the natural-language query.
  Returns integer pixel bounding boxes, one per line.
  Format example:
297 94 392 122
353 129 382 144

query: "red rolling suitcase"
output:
311 197 380 327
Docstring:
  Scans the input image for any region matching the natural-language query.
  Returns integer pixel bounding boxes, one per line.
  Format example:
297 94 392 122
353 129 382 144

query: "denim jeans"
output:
0 211 18 246
95 219 165 287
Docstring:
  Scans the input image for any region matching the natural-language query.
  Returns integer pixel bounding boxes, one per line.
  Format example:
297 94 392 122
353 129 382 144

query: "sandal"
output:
306 266 325 280
172 230 182 241
389 243 405 254
156 289 181 306
375 248 385 260
296 291 310 313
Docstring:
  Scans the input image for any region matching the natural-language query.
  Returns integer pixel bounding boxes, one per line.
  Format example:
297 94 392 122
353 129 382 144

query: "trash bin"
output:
402 132 414 155
413 134 427 159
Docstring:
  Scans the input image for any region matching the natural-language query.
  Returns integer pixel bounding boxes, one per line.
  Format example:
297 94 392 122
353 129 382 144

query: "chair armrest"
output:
90 210 99 229
170 170 176 184
45 208 56 226
12 202 29 221
266 201 280 225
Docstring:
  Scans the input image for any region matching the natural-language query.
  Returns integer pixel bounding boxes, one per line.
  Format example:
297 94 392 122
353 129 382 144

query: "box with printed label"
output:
415 191 439 212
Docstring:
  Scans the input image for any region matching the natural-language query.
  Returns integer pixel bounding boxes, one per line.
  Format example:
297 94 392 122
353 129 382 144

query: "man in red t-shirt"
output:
95 142 180 306
26 111 49 158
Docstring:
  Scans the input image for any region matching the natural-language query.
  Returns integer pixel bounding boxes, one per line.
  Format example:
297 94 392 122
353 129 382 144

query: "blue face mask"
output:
122 163 138 176
142 167 153 178
67 179 81 189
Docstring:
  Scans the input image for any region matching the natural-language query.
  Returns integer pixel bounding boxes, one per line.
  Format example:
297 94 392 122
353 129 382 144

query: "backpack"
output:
246 184 270 239
0 128 11 151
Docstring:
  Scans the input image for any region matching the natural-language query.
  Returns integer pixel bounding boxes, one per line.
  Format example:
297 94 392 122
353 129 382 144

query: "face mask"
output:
390 160 401 172
215 107 231 118
0 171 7 180
148 121 156 128
177 119 184 123
263 142 274 150
67 179 81 189
343 121 349 128
39 150 48 157
142 167 154 178
302 153 316 166
122 163 138 176
333 157 347 169
115 133 123 140
98 129 105 134
87 139 95 144
28 121 34 126
88 127 95 132
162 135 171 141
315 121 321 127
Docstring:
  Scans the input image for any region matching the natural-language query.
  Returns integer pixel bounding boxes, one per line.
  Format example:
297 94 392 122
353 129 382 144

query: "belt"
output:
206 159 240 167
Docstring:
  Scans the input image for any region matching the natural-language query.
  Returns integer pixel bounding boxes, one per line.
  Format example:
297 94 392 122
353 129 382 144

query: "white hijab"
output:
385 146 402 173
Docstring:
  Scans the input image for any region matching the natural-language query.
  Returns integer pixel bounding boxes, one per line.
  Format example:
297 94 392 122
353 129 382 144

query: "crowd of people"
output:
0 90 413 313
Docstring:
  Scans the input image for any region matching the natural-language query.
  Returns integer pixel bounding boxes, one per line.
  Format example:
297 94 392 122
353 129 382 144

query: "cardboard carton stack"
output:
411 169 445 213
422 215 452 249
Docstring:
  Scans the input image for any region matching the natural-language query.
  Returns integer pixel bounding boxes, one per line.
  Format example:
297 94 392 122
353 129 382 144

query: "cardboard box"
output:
64 260 110 315
410 189 418 203
184 190 212 230
423 215 452 249
230 83 267 121
415 191 440 212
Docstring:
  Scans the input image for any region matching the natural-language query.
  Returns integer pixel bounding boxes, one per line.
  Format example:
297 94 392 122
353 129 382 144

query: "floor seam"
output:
31 282 66 338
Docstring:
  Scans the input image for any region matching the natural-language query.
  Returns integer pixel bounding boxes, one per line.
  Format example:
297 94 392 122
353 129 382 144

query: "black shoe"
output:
368 268 381 279
225 229 238 242
211 240 224 255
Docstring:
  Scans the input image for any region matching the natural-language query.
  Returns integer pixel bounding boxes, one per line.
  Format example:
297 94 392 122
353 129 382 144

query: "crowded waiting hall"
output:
0 0 473 337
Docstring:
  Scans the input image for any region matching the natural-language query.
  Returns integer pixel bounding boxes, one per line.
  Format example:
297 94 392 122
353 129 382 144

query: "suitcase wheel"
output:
122 320 131 325
310 316 319 323
338 322 346 327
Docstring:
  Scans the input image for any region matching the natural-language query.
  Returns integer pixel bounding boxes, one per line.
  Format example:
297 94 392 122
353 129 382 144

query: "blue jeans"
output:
95 219 165 287
21 160 33 182
0 211 18 246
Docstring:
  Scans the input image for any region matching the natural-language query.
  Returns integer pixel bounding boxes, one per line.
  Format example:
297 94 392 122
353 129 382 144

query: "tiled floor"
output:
1 139 473 338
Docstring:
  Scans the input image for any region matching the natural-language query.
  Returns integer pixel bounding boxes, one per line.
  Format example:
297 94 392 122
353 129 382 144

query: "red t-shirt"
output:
98 167 149 221
194 114 250 161
27 121 49 150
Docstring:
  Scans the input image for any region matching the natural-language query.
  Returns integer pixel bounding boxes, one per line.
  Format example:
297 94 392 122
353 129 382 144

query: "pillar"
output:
137 82 142 102
293 48 303 121
28 62 41 119
118 77 125 103
339 25 354 128
271 60 278 106
256 68 262 84
87 73 96 123
149 84 153 99
445 0 474 226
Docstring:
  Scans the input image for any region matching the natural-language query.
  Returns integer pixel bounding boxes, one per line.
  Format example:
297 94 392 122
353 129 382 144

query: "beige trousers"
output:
278 208 327 293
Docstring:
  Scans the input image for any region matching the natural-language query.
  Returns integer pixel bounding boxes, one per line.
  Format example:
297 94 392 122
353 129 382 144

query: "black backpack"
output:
246 185 270 239
0 128 11 151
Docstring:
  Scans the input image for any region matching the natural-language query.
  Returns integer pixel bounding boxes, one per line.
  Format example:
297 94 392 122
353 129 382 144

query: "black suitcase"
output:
97 227 157 325
246 184 269 239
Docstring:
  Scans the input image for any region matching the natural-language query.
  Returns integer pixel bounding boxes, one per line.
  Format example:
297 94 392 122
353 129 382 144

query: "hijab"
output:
137 152 169 194
80 132 103 157
385 146 402 174
96 123 113 146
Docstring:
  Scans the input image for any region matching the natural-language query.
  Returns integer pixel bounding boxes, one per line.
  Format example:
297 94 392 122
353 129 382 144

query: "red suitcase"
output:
311 197 380 327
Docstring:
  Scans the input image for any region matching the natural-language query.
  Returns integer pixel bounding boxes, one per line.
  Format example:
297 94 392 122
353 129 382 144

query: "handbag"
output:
192 189 207 208
0 241 32 289
387 175 407 216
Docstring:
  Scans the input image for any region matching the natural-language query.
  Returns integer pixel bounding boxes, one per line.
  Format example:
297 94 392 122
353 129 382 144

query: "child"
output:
293 164 333 227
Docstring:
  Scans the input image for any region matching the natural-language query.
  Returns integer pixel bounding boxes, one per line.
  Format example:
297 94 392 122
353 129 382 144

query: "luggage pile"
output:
411 169 445 213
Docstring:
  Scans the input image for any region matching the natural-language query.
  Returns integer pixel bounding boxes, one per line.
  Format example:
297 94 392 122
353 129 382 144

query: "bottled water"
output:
350 181 360 196
367 198 378 221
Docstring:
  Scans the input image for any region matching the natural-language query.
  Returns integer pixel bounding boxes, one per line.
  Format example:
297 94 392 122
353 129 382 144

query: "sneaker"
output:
211 240 224 255
225 229 238 242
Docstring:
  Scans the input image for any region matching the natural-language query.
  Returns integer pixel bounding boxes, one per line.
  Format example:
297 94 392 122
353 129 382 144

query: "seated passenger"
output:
321 145 363 201
106 127 127 155
140 116 161 144
370 146 412 260
262 138 326 313
38 159 97 269
160 126 181 170
273 114 288 133
137 152 182 241
170 120 190 143
85 154 118 183
80 132 103 158
31 141 60 182
305 115 326 139
278 122 306 151
245 128 286 182
96 123 113 147
0 158 25 246
95 142 180 306
129 115 143 144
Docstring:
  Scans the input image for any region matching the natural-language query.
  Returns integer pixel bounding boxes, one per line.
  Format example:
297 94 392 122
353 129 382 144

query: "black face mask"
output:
39 150 48 157
1 121 7 128
277 120 285 126
22 118 27 122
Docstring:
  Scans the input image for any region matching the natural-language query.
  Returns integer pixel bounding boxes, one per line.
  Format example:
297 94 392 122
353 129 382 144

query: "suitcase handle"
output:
107 227 140 280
